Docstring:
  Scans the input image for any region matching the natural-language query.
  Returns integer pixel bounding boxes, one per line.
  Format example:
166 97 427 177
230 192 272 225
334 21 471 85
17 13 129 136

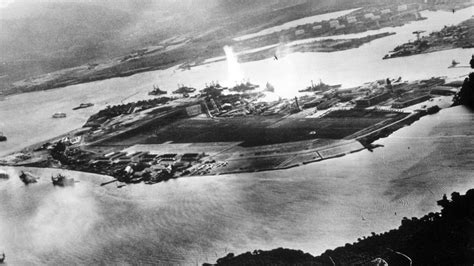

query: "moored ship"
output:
299 80 341 93
0 132 6 142
73 103 94 110
51 174 75 187
19 171 39 185
0 169 9 179
148 85 167 96
229 81 259 92
173 84 196 94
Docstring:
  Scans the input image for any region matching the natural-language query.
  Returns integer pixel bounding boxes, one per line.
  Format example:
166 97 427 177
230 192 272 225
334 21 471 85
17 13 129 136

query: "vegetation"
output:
452 72 474 109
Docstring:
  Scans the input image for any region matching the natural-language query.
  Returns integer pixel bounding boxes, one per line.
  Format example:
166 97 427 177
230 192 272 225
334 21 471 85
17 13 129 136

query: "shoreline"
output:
3 4 468 97
0 105 439 182
383 17 473 60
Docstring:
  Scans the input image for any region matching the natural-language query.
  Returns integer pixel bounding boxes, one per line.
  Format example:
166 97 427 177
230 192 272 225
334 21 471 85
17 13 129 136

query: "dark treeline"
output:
452 57 474 108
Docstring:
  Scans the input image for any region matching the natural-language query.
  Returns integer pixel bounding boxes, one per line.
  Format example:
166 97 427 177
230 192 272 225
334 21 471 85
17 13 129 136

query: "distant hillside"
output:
0 0 441 94
0 2 136 86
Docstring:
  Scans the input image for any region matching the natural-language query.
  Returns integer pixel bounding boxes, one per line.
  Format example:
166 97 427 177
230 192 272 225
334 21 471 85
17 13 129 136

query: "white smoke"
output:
0 0 14 9
223 45 244 85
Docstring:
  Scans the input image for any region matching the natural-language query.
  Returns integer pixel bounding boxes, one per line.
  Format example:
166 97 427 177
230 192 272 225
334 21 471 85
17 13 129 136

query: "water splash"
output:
223 46 243 85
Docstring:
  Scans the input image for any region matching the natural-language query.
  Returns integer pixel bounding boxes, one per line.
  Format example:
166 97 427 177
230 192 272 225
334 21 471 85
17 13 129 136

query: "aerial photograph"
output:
0 0 473 265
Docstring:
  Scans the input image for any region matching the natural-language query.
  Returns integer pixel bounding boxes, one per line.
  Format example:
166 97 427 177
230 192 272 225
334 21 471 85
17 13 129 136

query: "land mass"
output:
383 18 474 60
190 32 395 68
2 0 471 97
0 76 456 185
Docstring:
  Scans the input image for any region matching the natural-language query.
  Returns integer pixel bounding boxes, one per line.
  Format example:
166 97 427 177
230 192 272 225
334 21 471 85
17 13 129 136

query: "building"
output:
317 98 339 110
295 29 305 36
398 4 408 12
181 153 203 162
186 104 202 116
140 153 158 163
392 94 430 108
116 155 132 163
329 20 340 28
346 16 357 23
355 92 391 107
430 86 458 96
108 152 127 161
364 13 374 19
158 153 178 162
302 98 323 109
130 151 149 162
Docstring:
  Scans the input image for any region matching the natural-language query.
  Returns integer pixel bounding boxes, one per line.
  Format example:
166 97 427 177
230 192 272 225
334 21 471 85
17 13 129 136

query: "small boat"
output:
52 112 67 118
448 60 459 68
0 169 9 179
426 105 440 114
0 252 5 263
0 132 6 142
148 85 167 96
51 174 75 187
19 171 39 185
72 103 94 110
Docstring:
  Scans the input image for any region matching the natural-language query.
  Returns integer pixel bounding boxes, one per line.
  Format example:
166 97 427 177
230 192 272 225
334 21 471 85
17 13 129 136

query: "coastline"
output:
4 4 469 97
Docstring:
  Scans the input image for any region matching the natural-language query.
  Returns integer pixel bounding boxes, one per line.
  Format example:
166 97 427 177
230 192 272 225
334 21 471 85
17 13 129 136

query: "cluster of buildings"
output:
352 77 457 109
284 4 421 40
88 150 207 183
384 19 472 59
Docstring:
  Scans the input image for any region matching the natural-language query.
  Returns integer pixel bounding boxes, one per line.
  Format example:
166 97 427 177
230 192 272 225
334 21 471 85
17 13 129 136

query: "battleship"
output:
229 81 259 92
148 85 167 96
173 84 196 94
73 103 94 110
19 171 39 185
199 82 225 98
0 169 8 179
299 80 342 93
51 174 75 187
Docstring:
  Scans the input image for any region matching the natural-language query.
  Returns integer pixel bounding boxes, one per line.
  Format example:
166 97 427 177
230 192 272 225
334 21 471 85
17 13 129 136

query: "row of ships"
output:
0 169 75 187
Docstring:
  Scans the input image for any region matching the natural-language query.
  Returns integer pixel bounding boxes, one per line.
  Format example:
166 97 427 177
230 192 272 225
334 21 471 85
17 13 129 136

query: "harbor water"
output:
0 7 473 265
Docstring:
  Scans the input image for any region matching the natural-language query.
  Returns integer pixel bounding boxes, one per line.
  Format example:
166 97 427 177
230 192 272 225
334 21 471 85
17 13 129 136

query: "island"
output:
0 75 458 186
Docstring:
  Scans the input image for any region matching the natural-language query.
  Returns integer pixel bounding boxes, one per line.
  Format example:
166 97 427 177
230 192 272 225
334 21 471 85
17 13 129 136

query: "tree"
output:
452 73 474 108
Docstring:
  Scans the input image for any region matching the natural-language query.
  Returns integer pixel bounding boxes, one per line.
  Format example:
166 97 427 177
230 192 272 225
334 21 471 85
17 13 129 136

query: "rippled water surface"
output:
1 107 473 265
